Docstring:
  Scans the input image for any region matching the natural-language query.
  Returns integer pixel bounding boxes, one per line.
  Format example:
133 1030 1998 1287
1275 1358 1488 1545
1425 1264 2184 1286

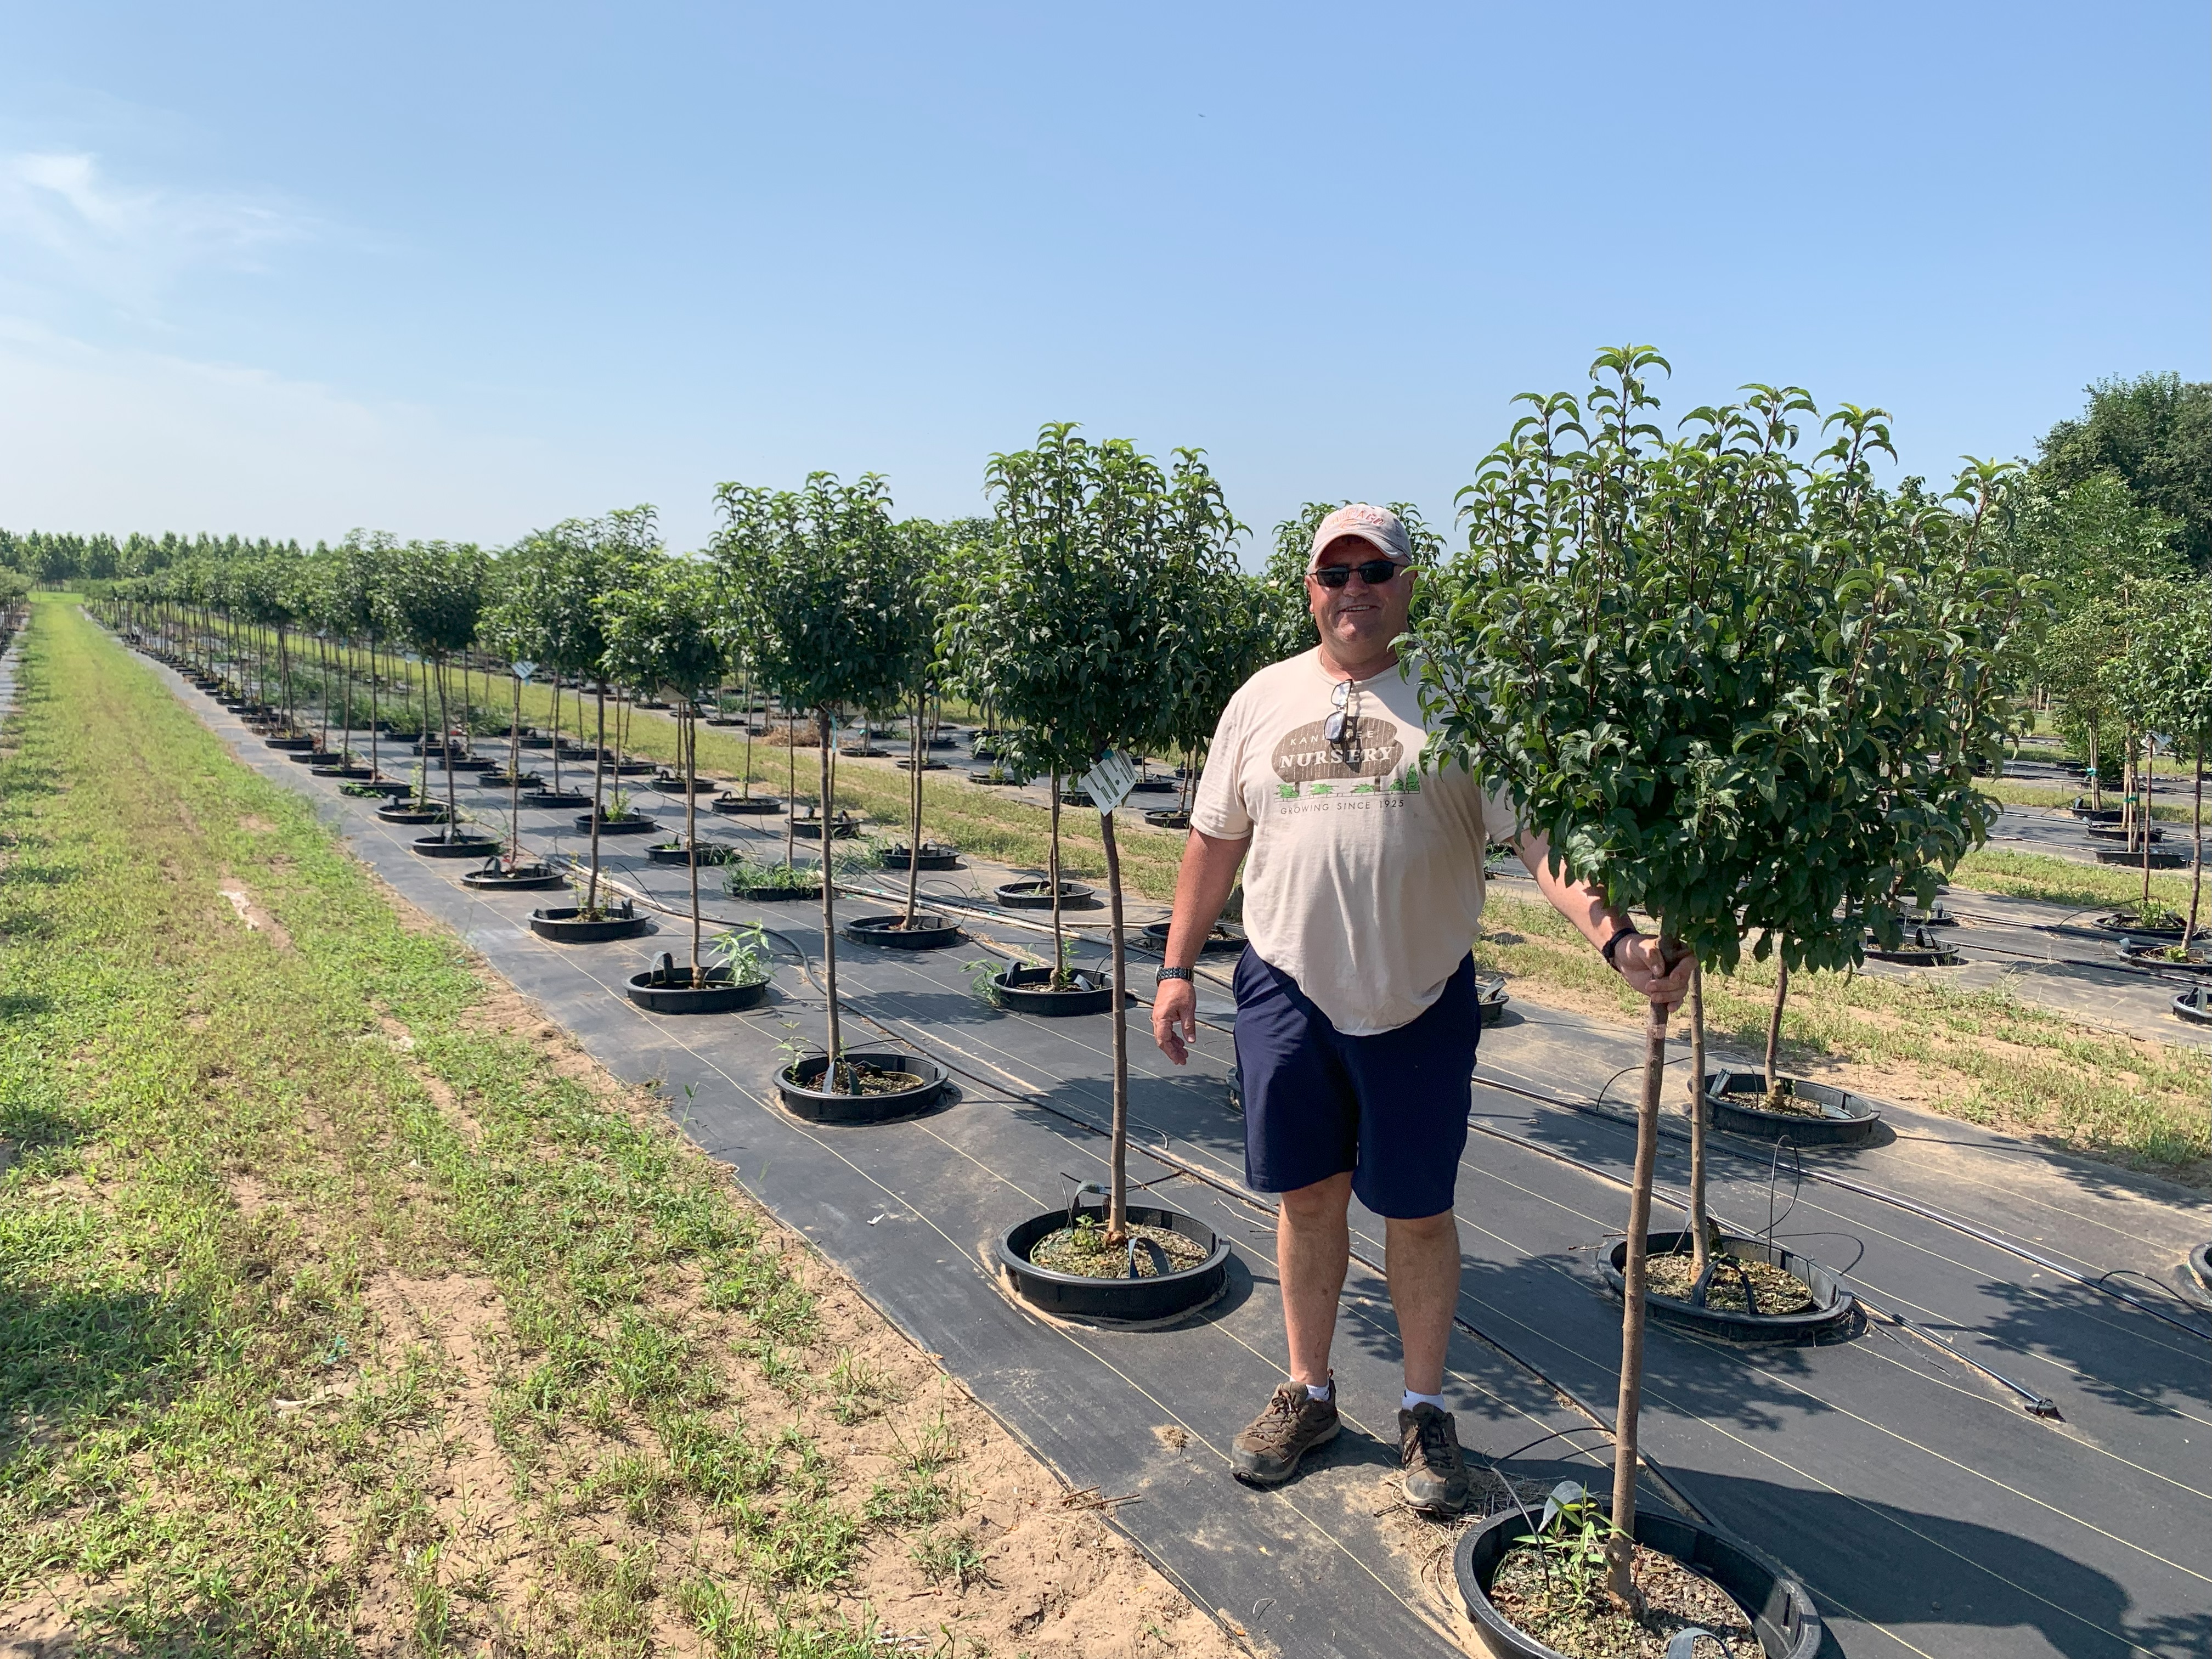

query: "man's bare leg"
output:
1384 1209 1459 1397
1280 1172 1353 1386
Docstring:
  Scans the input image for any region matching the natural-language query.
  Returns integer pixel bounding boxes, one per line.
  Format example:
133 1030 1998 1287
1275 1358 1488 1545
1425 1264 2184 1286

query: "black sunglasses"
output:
1309 558 1408 589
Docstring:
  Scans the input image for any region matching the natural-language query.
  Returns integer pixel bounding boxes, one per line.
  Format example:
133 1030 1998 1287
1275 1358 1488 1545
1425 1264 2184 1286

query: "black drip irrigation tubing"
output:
545 854 1718 1525
1474 1072 2212 1347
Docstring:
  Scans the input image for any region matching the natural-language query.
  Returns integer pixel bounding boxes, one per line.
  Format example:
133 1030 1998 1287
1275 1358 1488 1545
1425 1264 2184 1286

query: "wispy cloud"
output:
0 149 312 311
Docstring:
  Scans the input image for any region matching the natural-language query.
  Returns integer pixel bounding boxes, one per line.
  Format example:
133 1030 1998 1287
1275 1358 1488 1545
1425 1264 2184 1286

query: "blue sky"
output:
1 2 2204 561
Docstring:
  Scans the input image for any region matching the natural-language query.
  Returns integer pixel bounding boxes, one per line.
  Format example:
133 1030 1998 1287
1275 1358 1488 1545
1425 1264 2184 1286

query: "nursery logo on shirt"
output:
1271 718 1403 784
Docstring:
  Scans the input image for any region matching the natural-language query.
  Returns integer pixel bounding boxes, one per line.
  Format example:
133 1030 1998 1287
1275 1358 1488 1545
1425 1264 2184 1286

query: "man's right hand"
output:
1152 976 1198 1065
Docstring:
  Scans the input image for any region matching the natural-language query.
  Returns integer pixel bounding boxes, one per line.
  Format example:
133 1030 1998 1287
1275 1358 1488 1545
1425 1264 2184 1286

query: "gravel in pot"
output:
1602 1229 1857 1343
1699 1070 1884 1147
1455 1493 1822 1659
995 1196 1229 1322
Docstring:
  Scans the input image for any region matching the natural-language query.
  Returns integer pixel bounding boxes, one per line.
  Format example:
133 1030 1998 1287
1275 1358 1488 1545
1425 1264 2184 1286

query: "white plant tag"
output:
1081 748 1139 814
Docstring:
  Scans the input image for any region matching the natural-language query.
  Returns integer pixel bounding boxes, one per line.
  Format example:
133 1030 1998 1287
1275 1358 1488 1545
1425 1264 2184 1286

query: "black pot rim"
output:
995 1201 1230 1321
2172 985 2212 1024
841 912 961 949
2095 911 2189 938
411 831 500 857
1601 1229 1857 1342
776 1049 945 1121
1453 1499 1823 1659
527 903 650 941
995 878 1096 909
2187 1240 2211 1294
624 965 771 1013
995 964 1114 1015
1701 1070 1884 1146
710 794 783 814
460 864 567 889
2119 940 2212 973
1141 918 1244 955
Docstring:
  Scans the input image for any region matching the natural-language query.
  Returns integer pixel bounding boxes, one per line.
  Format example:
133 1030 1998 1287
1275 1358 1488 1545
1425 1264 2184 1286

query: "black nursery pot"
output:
376 803 451 826
996 878 1094 910
995 964 1114 1015
460 861 567 890
878 842 961 871
788 814 860 840
1475 970 1510 1028
285 749 339 766
2098 910 2189 939
1140 919 1244 956
1701 1070 1884 1147
651 772 719 793
521 788 592 809
2188 1239 2212 1295
411 830 500 859
776 1050 945 1123
264 735 315 752
1454 1502 1822 1659
2097 846 2192 870
625 954 769 1014
647 840 733 866
1601 1229 1858 1344
1142 809 1192 831
995 1201 1229 1322
2120 939 2212 974
841 912 961 950
574 811 657 836
311 763 374 780
2171 985 2212 1026
528 901 651 942
1864 926 1962 965
711 793 783 816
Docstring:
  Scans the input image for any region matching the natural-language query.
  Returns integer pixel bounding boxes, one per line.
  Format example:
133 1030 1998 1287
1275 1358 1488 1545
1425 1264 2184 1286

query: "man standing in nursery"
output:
1151 503 1691 1514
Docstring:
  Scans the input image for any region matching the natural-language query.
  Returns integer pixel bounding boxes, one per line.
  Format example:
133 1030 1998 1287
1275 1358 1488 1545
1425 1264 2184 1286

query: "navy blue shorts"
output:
1232 949 1480 1219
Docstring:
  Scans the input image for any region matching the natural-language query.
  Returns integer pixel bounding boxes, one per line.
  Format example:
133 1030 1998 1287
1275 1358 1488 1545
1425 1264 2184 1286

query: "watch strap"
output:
1156 966 1194 983
1600 925 1644 968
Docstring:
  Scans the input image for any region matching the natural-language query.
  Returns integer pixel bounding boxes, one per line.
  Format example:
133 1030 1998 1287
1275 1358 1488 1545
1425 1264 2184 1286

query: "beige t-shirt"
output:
1190 649 1513 1036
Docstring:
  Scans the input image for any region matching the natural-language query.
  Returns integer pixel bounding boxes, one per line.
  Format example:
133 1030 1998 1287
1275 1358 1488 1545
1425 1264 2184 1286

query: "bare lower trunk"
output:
2089 724 2102 812
2190 746 2204 947
1605 962 1673 1612
436 659 458 828
368 642 381 780
819 709 843 1087
586 684 607 913
905 693 923 926
1688 963 1710 1284
1764 959 1788 1095
1102 808 1130 1244
686 707 702 984
508 674 524 866
786 714 798 868
741 667 755 800
2142 735 2155 909
1049 770 1064 984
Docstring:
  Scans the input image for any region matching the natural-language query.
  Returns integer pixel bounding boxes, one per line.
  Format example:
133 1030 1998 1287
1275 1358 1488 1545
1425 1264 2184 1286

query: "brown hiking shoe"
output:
1398 1403 1471 1515
1229 1381 1339 1485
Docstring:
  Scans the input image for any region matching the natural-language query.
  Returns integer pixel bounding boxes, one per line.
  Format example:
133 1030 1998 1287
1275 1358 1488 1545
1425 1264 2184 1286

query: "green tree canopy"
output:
2037 372 2212 571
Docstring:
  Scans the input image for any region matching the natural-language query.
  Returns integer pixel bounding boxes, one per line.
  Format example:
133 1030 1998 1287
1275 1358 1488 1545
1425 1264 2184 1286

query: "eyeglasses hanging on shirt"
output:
1324 678 1362 746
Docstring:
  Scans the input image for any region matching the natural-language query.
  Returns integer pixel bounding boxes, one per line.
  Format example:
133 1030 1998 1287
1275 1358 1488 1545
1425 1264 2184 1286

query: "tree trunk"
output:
2190 744 2204 947
1688 963 1710 1285
2142 732 2155 910
436 658 459 828
586 683 607 913
905 691 923 927
786 713 798 869
1102 806 1130 1244
1049 770 1065 985
314 632 330 753
686 705 703 985
1763 958 1789 1097
1605 957 1673 1613
507 672 524 867
741 665 755 800
549 674 565 794
819 708 844 1088
2089 722 2102 812
368 642 381 781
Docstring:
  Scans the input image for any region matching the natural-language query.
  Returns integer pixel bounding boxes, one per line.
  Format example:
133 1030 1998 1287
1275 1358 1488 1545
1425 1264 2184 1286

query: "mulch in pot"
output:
1026 1222 1210 1278
1644 1251 1815 1316
1486 1541 1758 1658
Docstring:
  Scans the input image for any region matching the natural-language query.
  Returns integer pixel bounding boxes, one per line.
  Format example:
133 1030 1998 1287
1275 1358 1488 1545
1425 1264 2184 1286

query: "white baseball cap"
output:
1308 503 1412 567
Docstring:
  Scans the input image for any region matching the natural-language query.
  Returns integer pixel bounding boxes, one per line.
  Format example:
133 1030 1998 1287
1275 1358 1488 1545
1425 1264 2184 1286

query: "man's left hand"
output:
1614 936 1693 1012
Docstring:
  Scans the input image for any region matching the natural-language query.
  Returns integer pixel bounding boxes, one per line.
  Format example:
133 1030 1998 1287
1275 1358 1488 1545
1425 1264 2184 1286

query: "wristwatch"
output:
1156 966 1194 984
1600 925 1644 969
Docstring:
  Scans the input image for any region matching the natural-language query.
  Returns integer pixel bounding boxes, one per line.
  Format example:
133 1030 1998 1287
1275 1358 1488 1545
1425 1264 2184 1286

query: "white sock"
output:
1305 1379 1333 1402
1403 1390 1447 1413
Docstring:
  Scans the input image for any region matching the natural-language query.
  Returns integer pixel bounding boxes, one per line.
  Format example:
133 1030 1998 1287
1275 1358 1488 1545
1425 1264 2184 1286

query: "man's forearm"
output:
1164 828 1249 968
1515 830 1634 952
